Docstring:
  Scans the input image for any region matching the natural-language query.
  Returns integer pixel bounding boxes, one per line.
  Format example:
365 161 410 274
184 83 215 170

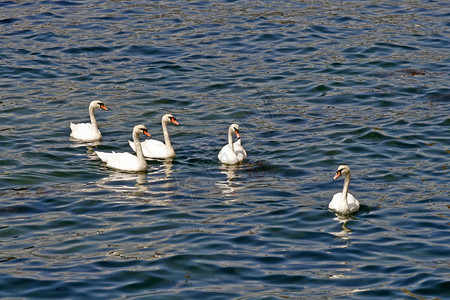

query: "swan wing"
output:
328 193 342 211
70 122 101 141
218 144 238 164
329 192 360 214
347 193 360 213
95 151 143 172
233 140 247 162
128 140 136 152
141 139 172 158
130 139 171 159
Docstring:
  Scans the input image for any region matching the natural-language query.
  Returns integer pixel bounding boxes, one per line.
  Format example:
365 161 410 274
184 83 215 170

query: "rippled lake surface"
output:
1 0 449 298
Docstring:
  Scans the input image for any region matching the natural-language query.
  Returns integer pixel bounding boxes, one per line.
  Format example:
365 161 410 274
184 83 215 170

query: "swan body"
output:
329 165 360 214
129 114 179 159
70 100 108 142
218 124 247 164
95 125 151 172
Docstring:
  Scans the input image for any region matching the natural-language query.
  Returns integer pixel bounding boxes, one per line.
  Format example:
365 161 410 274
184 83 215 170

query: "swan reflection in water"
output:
96 171 149 197
216 163 244 196
95 159 175 203
161 159 174 179
71 140 101 149
329 214 355 241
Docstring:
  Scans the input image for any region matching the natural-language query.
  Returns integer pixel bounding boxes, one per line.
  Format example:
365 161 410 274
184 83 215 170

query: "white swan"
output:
218 124 247 164
329 165 360 214
129 114 179 159
95 125 151 172
70 100 109 142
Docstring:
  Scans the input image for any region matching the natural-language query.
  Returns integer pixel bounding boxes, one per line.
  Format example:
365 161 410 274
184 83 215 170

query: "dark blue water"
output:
0 0 449 298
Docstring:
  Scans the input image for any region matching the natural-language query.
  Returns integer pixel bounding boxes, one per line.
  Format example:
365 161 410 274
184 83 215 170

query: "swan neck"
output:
162 120 173 150
228 127 234 152
89 105 98 129
133 130 146 168
341 173 350 204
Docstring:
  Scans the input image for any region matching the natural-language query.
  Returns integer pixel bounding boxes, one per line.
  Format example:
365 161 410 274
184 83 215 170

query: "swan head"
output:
162 114 179 125
230 123 240 139
90 100 108 111
133 124 151 138
334 164 350 180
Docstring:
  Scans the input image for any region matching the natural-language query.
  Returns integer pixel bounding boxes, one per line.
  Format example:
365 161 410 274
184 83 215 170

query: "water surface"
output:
0 0 449 299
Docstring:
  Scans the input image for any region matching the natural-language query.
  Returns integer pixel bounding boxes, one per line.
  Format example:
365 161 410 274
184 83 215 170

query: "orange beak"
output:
171 117 179 125
235 129 240 139
100 104 108 111
143 129 151 138
333 170 341 180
